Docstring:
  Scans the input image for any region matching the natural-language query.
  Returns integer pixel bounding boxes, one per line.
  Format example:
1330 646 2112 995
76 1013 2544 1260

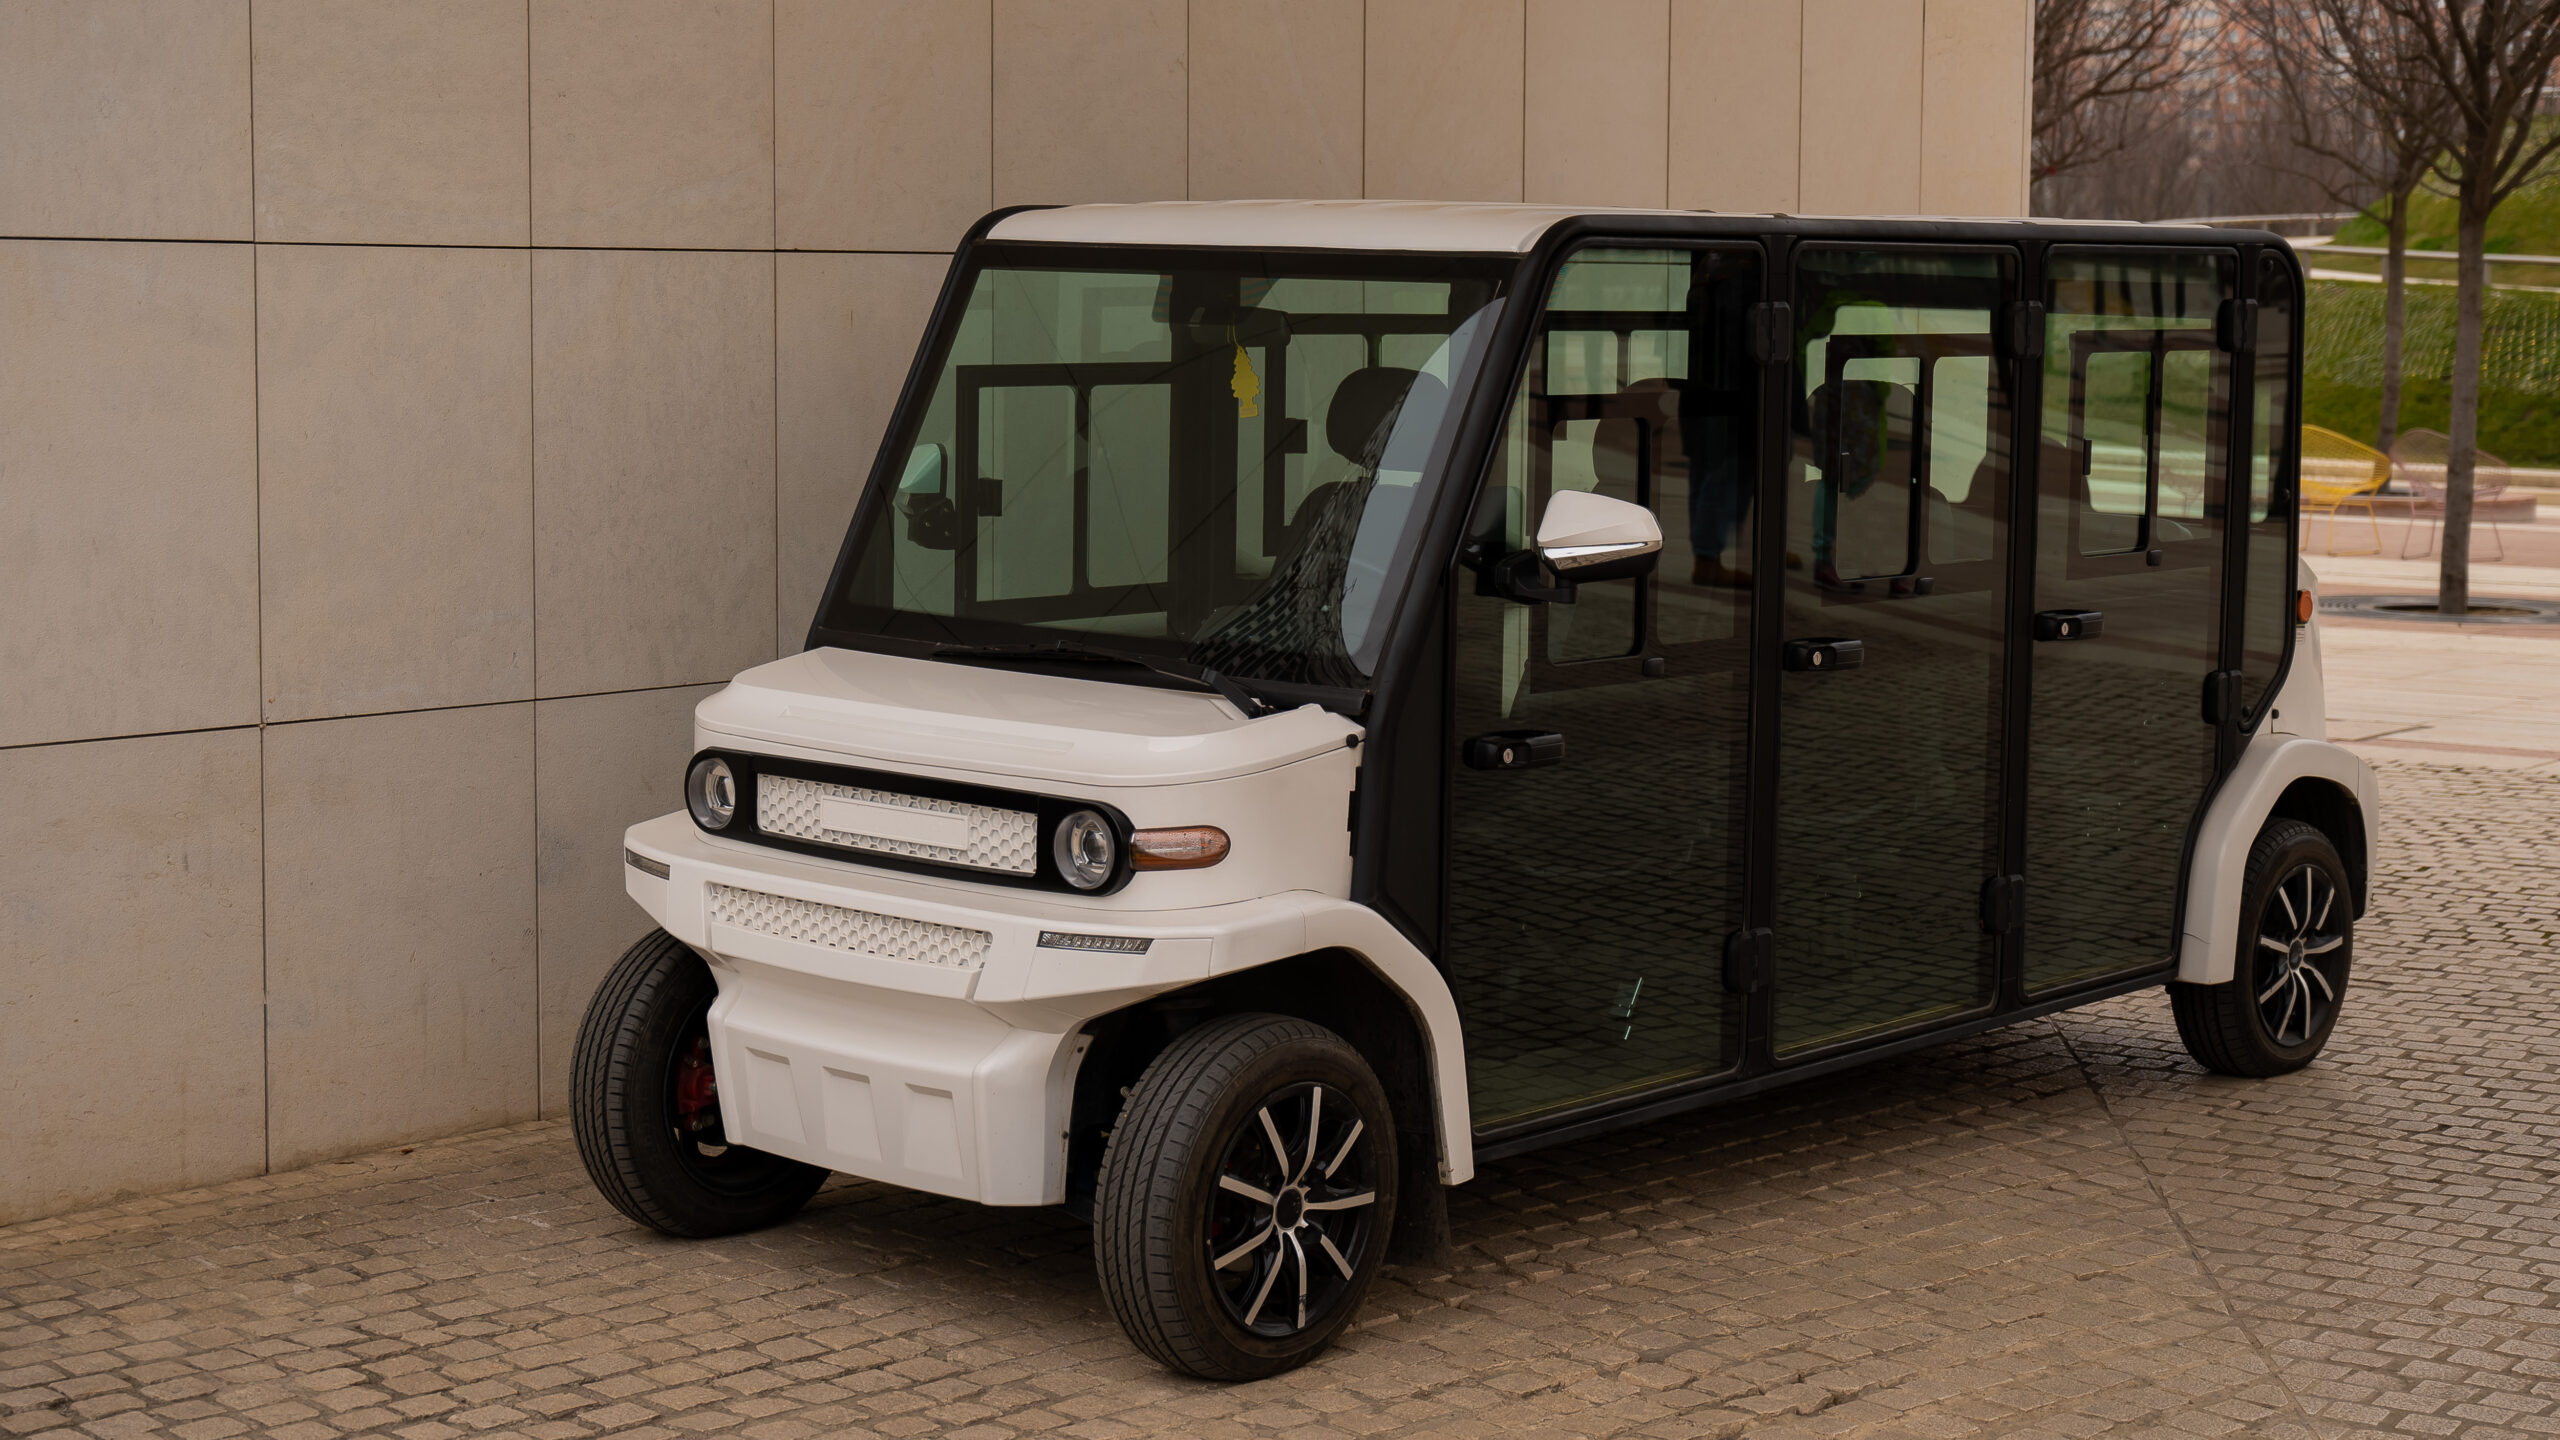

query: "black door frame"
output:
1427 218 2294 1160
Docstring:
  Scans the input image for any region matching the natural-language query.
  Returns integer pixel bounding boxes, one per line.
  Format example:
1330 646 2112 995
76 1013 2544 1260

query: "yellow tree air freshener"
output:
1228 327 1261 418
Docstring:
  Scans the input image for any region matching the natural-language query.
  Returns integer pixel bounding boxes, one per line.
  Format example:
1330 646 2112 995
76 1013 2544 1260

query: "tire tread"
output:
569 930 824 1237
1093 1014 1351 1380
2170 818 2344 1078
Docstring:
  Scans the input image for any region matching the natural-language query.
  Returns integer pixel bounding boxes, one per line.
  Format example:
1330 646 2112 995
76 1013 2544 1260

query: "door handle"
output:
1782 638 1863 672
1464 730 1565 770
2034 609 2104 641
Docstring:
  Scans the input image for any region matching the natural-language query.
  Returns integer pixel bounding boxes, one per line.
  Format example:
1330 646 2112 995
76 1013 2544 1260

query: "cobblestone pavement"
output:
6 758 2557 1440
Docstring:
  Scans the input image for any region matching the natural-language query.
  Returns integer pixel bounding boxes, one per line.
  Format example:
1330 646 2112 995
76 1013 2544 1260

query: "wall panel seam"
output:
0 723 263 756
249 0 273 1179
527 0 542 1112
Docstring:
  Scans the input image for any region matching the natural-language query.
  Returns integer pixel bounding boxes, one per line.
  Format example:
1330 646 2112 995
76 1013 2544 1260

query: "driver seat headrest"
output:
1327 366 1447 465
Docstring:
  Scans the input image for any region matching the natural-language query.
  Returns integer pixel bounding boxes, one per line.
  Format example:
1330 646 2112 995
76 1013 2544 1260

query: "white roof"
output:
986 200 1704 254
985 200 2194 254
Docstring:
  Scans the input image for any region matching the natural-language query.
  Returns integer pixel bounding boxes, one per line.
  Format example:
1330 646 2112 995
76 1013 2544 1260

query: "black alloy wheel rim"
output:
1203 1081 1380 1338
661 999 764 1192
2255 862 2347 1047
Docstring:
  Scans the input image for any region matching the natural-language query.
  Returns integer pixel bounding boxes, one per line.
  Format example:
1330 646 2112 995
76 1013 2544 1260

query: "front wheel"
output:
1094 1014 1399 1380
570 929 827 1236
2169 818 2354 1077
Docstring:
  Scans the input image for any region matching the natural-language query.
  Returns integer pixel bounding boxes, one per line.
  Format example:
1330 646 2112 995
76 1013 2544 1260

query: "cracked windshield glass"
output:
818 245 1512 690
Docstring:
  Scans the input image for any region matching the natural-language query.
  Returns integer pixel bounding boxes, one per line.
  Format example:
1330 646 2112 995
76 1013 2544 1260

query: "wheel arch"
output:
1065 941 1467 1263
2179 735 2379 985
2268 775 2368 916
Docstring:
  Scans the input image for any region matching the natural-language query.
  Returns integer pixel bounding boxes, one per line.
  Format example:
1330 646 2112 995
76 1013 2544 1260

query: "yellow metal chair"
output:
2298 424 2390 556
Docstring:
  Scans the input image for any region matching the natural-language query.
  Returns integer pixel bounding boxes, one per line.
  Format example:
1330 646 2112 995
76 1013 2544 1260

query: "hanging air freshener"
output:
1227 325 1261 418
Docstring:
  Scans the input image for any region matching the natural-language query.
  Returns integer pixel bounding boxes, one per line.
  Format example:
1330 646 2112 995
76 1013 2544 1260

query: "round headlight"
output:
1052 809 1117 890
686 757 737 831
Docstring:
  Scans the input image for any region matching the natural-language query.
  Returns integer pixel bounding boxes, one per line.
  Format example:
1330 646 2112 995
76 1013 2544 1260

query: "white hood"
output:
693 647 1362 789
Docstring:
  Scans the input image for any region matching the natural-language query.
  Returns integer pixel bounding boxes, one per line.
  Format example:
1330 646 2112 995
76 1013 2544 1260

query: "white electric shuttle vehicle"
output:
575 201 2378 1378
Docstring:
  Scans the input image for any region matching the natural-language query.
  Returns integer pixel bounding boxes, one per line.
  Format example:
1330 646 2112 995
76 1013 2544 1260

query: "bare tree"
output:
2033 0 2201 207
2326 0 2560 613
2233 0 2456 454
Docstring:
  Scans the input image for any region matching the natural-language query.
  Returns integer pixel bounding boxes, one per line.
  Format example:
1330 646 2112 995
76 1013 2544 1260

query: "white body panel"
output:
2177 564 2379 984
985 200 2182 256
624 651 1475 1207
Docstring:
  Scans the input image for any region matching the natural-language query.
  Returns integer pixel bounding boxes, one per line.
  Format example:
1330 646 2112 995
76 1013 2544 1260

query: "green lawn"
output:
2302 278 2560 466
2331 167 2560 255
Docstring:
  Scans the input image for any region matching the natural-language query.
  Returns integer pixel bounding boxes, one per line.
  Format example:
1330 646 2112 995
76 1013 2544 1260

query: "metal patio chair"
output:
2389 428 2510 561
2298 424 2389 556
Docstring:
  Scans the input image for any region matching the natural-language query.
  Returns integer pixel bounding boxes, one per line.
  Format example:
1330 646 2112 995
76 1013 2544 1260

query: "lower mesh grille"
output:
706 883 991 970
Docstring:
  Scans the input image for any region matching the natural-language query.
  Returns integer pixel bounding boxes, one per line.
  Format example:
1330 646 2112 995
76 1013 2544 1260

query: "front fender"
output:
2178 734 2379 984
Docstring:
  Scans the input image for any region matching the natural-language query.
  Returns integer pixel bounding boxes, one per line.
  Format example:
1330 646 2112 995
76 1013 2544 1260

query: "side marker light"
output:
1130 826 1230 870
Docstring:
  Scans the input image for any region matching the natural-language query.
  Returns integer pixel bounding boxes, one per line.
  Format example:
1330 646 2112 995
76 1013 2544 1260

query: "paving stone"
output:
4 757 2552 1435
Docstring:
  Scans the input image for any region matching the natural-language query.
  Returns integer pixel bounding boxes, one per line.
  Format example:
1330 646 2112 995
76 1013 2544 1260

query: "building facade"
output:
0 0 2032 1224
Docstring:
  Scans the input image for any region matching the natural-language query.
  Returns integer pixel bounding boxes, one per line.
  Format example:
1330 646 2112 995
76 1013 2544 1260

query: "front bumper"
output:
621 811 1324 1205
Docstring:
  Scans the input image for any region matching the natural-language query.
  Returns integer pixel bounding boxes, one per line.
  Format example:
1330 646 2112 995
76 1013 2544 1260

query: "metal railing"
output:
2163 211 2358 236
2298 241 2560 269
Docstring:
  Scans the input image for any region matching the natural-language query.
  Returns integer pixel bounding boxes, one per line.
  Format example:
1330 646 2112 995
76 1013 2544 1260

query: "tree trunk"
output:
2377 186 2411 455
2440 197 2489 616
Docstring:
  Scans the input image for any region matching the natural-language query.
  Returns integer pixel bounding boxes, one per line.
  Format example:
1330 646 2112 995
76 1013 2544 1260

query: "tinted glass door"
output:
1447 246 1761 1131
1771 248 2015 1056
2023 251 2233 992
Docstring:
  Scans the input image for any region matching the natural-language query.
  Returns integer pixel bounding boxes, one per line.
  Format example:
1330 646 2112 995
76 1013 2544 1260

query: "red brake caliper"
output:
673 1034 720 1136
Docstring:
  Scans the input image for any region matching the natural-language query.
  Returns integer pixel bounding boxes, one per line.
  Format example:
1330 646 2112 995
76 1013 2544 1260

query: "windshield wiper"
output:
927 642 1279 718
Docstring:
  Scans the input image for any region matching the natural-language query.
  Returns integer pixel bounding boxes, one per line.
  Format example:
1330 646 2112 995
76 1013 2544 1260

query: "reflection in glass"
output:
820 249 1512 688
2024 251 2231 994
1449 246 1759 1129
1773 248 2011 1055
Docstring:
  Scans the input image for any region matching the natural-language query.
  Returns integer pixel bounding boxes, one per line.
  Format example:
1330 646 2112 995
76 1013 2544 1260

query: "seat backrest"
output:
2390 427 2508 500
2299 423 2389 501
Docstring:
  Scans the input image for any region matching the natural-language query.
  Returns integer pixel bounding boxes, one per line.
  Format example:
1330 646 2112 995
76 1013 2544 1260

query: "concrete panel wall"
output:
1525 0 1670 209
1670 0 1803 213
0 0 2031 1223
1801 0 1928 215
3 731 266 1219
0 239 259 749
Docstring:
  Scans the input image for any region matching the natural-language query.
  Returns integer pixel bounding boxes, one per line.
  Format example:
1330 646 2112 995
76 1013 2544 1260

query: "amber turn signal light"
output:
2296 588 2315 624
1131 826 1230 870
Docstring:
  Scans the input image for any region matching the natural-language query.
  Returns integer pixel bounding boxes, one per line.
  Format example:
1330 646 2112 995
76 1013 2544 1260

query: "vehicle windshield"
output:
814 243 1514 692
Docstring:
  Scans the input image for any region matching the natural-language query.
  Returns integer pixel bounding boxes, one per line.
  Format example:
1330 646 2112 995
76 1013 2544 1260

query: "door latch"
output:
1980 874 2025 935
1722 927 1775 994
2033 609 2104 641
1782 637 1864 672
1464 730 1565 771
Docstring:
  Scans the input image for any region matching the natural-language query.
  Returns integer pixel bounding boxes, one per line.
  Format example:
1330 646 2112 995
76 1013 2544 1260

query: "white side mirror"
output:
1535 490 1661 579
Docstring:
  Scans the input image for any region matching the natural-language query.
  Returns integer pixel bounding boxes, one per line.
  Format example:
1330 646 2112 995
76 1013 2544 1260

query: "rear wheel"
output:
2170 819 2353 1077
1094 1013 1398 1380
570 929 827 1236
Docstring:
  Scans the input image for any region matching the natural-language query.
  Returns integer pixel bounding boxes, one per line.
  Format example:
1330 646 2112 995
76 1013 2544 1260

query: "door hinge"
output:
2201 669 2243 725
1722 927 1775 994
2217 297 2260 353
1980 874 2025 935
1748 301 1793 367
2001 301 2046 360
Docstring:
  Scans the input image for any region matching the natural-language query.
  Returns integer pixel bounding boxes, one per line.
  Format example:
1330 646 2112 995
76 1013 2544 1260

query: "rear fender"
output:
2179 734 2378 984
